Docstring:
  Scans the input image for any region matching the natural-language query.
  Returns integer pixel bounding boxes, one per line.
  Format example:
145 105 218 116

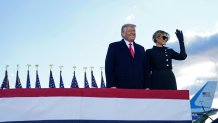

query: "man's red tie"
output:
129 43 134 58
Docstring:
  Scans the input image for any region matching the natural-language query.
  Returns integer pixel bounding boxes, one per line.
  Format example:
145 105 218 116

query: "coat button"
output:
166 64 169 66
166 55 168 56
166 59 168 61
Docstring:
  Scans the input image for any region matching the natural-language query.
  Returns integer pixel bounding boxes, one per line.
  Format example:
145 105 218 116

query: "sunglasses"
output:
162 36 168 40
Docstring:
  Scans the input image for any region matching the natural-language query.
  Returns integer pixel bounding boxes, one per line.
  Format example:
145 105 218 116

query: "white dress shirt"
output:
124 39 135 52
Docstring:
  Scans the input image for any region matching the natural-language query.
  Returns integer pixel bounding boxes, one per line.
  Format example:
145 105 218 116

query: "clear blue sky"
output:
0 1 218 120
0 0 217 85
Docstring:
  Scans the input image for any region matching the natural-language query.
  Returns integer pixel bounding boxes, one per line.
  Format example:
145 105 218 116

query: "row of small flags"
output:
1 65 106 89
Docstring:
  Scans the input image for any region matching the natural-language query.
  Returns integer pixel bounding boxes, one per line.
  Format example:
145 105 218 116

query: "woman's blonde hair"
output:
152 30 170 43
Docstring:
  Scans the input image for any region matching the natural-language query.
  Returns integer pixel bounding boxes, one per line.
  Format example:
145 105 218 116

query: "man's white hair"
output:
121 24 136 38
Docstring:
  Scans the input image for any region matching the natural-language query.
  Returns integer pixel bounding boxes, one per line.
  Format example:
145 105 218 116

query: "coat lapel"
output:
133 41 139 60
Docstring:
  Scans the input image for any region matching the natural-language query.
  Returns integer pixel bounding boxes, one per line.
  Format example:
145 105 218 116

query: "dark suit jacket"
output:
105 39 147 89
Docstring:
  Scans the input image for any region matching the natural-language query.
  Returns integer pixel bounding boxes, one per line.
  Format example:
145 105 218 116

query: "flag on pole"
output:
26 70 31 88
15 70 22 88
71 71 79 88
91 70 98 88
84 72 89 88
35 70 41 88
1 70 10 89
59 71 64 88
100 71 106 88
49 70 56 88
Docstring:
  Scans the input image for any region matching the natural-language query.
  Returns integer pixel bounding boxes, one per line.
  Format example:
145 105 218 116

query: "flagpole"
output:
100 67 106 88
83 67 87 72
49 64 56 88
2 65 9 89
73 66 76 73
91 66 93 88
83 67 89 88
59 65 64 88
59 65 63 78
6 65 9 71
17 64 19 71
59 65 63 71
71 66 79 88
100 67 104 72
15 64 22 88
73 66 77 75
91 66 94 71
26 64 31 88
35 64 41 88
100 67 104 76
27 64 31 70
35 64 39 71
49 64 53 70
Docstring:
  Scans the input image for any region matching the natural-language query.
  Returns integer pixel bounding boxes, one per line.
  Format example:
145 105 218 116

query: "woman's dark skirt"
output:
150 69 177 90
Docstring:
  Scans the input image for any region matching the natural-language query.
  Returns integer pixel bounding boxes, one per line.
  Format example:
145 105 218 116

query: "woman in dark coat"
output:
145 29 187 90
